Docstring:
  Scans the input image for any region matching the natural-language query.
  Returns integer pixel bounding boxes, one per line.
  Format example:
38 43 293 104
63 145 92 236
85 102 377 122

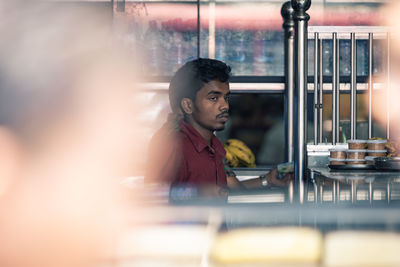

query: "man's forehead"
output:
200 80 230 93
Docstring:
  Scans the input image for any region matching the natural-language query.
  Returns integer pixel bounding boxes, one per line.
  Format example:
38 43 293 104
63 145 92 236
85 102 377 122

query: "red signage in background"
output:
118 2 384 32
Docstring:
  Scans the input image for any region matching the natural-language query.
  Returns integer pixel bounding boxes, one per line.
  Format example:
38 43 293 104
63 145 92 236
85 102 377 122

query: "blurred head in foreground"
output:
372 2 400 138
0 1 141 266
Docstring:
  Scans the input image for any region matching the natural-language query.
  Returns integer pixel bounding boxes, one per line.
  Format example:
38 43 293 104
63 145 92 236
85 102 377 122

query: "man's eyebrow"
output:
207 90 231 96
207 90 223 96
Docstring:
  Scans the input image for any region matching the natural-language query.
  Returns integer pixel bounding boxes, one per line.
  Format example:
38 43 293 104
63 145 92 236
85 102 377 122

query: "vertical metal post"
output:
282 2 295 162
335 36 340 142
319 38 323 143
319 184 323 203
197 0 200 58
313 33 319 145
313 182 318 203
332 33 337 145
350 33 357 139
332 180 336 203
208 0 216 59
369 181 373 204
111 0 114 20
288 181 294 203
386 33 391 139
368 33 373 139
116 0 125 12
292 0 311 204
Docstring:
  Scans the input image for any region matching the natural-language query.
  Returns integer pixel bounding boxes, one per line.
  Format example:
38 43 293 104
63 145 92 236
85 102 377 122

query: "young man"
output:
145 58 292 201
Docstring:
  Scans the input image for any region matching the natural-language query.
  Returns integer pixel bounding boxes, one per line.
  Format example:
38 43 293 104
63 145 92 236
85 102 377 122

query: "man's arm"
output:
226 168 293 191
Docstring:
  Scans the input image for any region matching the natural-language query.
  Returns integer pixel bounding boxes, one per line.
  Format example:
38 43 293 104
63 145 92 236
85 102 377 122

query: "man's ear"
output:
181 98 194 115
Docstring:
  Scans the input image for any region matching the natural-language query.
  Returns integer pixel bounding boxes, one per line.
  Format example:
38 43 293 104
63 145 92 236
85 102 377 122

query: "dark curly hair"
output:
169 58 231 113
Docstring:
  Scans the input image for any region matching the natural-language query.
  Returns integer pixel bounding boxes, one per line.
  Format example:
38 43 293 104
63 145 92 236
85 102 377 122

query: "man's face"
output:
191 80 230 132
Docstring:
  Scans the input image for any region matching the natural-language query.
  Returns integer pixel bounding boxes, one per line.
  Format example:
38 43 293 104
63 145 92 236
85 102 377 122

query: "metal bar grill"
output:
308 26 389 145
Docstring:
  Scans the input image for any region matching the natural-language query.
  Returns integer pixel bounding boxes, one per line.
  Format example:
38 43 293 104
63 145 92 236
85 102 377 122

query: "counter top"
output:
308 167 400 204
310 167 400 184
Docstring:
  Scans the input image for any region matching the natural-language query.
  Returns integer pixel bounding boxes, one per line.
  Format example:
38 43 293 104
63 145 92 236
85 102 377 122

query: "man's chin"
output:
214 125 226 131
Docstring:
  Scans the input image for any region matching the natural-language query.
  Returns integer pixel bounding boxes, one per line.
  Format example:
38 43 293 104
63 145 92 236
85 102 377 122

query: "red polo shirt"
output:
145 118 227 191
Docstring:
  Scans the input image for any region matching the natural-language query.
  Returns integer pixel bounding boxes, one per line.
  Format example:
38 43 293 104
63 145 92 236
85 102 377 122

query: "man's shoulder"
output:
150 122 181 143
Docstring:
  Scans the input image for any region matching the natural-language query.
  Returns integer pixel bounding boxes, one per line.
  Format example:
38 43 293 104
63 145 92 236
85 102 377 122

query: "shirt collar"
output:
180 120 226 157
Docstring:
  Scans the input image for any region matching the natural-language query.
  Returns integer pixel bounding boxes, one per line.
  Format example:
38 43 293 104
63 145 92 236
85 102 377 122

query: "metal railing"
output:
308 26 391 144
282 0 392 203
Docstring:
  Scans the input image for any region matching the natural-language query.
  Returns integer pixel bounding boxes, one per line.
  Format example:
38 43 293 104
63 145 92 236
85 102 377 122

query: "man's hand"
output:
197 184 229 200
266 168 293 187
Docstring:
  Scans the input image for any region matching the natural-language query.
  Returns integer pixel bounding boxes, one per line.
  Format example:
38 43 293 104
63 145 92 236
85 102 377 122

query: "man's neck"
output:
184 117 213 145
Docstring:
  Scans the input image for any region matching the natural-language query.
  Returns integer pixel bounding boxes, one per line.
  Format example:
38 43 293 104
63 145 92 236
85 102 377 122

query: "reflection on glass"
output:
114 1 388 77
114 2 198 76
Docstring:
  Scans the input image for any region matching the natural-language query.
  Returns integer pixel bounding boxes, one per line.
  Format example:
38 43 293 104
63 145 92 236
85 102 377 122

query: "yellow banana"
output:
226 145 255 168
224 145 240 167
226 139 255 162
225 139 256 164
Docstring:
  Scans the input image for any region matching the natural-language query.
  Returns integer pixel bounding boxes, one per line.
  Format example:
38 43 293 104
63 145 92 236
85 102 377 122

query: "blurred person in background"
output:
145 58 292 202
0 1 144 266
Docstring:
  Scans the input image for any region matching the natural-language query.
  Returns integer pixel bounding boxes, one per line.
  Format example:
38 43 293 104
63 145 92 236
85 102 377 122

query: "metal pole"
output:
292 0 311 204
208 0 216 59
319 37 323 143
314 182 318 203
332 33 337 145
332 180 336 204
319 184 323 204
368 33 373 139
386 33 390 139
350 33 357 139
197 0 200 58
288 180 294 203
314 32 319 145
369 181 372 204
116 0 125 12
335 36 340 142
282 2 295 162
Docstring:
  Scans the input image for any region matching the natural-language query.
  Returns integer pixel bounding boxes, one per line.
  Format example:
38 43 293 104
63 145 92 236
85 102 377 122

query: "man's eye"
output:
209 96 218 101
225 95 230 102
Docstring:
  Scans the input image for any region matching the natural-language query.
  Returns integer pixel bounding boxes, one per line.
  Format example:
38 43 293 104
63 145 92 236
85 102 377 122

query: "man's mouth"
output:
216 113 229 123
216 112 229 119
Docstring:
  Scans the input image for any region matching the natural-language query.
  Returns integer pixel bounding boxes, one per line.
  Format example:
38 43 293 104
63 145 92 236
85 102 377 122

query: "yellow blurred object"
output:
368 137 384 140
324 231 400 267
210 227 323 265
224 139 256 168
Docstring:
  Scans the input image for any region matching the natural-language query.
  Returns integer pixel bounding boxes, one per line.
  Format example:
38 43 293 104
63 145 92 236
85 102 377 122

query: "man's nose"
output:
220 97 229 111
